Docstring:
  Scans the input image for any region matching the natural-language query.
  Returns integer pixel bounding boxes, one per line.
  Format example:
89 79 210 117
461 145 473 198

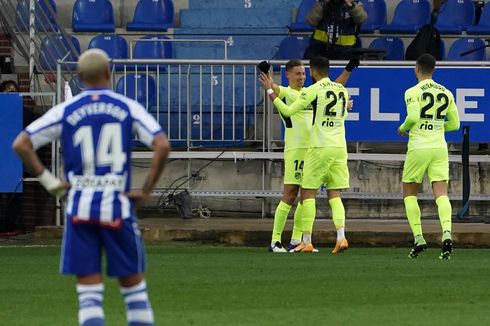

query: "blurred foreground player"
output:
398 54 460 259
13 49 170 325
260 59 357 253
261 56 350 253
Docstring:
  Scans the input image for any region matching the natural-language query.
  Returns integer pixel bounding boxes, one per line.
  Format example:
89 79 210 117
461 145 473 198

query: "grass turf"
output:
1 244 490 325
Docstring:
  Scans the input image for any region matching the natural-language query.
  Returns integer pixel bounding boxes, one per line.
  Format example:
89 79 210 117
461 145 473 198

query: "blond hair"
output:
78 49 110 84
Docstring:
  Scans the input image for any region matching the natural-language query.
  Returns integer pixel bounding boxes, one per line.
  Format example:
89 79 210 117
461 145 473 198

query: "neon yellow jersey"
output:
273 77 349 149
278 86 313 151
399 79 460 150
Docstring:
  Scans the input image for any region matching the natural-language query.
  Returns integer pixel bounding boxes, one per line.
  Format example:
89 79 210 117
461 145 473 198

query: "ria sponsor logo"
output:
321 119 340 128
420 121 434 130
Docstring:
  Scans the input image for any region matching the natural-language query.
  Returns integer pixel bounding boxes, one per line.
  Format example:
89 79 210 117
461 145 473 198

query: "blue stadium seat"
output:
133 35 173 70
360 0 387 33
88 35 128 59
368 37 404 60
115 74 157 109
439 39 446 60
39 34 80 70
466 2 490 34
188 0 300 9
289 0 316 32
16 0 58 32
380 0 431 34
88 35 128 70
126 0 174 31
180 8 290 28
72 0 115 32
278 36 310 59
435 0 475 34
447 38 486 61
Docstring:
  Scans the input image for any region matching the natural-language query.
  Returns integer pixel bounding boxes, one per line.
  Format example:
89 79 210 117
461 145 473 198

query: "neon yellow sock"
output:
436 195 452 240
271 201 291 243
291 203 303 243
302 198 316 234
404 196 425 244
329 197 345 229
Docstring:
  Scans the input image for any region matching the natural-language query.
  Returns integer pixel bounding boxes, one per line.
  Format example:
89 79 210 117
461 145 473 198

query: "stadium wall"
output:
132 159 490 219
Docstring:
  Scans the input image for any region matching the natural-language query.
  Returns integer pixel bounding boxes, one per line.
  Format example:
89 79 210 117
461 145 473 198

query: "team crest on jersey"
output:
295 172 302 180
91 95 100 101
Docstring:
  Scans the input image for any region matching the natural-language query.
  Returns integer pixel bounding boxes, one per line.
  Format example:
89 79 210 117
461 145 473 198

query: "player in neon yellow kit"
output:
398 54 460 259
266 59 357 253
261 56 350 253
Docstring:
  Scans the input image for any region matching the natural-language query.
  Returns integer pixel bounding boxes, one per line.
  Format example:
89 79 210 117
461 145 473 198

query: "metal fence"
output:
56 59 490 218
63 59 269 150
0 0 80 92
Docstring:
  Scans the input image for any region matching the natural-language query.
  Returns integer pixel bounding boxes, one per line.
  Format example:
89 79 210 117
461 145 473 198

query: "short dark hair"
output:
285 59 303 71
416 54 436 74
309 56 330 76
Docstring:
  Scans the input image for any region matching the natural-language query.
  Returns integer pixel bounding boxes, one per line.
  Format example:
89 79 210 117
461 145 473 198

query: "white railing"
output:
56 59 490 218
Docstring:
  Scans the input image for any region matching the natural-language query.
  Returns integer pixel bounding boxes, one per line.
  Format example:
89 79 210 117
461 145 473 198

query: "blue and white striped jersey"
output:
25 88 163 225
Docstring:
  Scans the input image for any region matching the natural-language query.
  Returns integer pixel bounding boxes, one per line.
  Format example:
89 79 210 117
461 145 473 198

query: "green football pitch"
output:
1 244 490 326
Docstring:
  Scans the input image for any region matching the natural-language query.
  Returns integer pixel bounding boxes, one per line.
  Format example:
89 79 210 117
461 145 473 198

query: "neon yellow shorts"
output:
402 148 449 184
284 148 308 185
302 147 349 190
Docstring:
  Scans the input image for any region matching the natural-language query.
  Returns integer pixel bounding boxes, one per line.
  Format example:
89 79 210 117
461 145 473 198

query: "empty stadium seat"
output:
88 34 128 59
278 36 310 59
16 0 58 32
39 34 80 70
133 35 173 70
115 74 156 108
435 0 475 34
466 2 490 34
380 0 431 34
188 0 300 9
126 0 174 31
360 0 387 33
88 35 128 70
289 0 316 32
447 38 486 61
368 37 404 60
72 0 115 32
180 8 290 29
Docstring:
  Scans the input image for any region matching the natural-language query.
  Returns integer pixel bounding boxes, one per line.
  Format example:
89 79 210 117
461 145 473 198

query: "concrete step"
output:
35 218 490 248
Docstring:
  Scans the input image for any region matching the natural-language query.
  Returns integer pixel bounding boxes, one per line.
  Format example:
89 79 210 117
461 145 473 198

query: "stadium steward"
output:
12 49 170 326
398 53 460 260
304 0 367 60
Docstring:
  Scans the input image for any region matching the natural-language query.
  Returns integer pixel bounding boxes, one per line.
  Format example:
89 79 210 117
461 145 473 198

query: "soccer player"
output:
398 54 460 259
261 56 350 253
266 59 358 253
12 49 170 325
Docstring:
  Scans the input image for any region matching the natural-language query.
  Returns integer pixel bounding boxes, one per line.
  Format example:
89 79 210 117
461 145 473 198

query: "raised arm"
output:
346 0 368 25
259 73 316 117
335 58 359 86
